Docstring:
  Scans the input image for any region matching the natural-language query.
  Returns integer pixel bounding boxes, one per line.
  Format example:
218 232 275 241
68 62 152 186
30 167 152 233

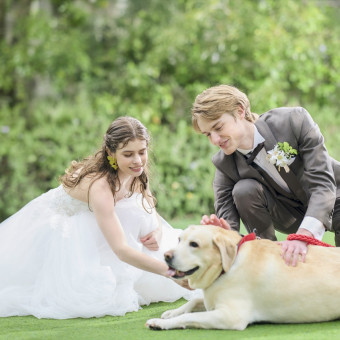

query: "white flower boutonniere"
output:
266 142 297 173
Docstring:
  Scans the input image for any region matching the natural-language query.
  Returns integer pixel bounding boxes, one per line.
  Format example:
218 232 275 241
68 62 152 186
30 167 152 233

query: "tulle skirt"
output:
0 186 197 319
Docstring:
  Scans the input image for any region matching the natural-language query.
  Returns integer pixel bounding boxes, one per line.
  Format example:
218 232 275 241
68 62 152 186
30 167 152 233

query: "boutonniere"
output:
266 142 297 173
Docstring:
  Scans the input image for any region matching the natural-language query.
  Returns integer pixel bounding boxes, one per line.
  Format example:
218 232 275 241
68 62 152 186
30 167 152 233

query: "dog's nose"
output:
164 250 173 263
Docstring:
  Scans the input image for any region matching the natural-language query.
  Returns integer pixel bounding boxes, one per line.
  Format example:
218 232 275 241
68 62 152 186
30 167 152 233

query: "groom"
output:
191 84 340 266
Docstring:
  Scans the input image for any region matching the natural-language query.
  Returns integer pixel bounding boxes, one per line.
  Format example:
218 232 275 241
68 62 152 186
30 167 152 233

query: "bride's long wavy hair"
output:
60 116 155 208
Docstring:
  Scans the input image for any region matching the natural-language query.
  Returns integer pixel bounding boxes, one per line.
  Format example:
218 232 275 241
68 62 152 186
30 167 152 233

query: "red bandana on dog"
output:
237 232 256 254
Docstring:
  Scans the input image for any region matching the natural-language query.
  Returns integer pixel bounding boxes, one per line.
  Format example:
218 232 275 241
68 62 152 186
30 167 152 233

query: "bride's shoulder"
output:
90 176 113 196
66 176 112 203
88 177 116 212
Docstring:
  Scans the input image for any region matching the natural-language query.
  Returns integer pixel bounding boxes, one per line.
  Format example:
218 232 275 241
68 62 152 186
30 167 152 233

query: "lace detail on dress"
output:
32 186 91 236
47 186 90 216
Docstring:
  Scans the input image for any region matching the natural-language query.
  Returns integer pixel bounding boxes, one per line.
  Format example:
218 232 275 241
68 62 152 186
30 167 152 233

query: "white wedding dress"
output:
0 186 196 319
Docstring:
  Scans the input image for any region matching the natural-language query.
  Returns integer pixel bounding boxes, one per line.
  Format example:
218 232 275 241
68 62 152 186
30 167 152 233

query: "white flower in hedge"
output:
266 142 297 173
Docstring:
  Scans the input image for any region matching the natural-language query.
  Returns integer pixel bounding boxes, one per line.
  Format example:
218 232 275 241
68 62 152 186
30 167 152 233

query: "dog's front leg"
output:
146 308 248 330
161 298 205 319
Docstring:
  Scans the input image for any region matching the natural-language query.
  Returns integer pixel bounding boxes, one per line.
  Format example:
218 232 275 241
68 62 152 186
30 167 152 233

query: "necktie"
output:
246 142 264 165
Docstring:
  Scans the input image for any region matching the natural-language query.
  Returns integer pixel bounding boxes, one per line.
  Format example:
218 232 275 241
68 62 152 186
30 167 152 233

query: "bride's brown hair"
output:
60 116 155 207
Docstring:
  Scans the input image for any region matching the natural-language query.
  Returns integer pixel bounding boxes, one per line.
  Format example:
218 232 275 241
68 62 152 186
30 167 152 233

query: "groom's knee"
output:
232 179 264 208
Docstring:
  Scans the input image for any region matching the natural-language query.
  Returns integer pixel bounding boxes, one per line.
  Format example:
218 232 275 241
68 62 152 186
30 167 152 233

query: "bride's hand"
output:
140 228 161 251
201 214 231 230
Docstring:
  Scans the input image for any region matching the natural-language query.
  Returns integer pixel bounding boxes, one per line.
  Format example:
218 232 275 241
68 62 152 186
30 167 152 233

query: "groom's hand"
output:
200 214 231 230
277 228 311 267
278 239 308 267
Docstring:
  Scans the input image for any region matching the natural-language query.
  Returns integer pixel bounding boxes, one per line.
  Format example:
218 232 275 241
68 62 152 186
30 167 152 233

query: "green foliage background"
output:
1 0 340 222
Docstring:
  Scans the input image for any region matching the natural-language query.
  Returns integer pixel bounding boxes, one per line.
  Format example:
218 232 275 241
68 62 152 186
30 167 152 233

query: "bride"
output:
0 116 196 319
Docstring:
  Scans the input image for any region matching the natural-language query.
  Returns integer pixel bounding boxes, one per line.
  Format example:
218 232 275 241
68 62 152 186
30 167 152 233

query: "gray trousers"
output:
232 179 340 246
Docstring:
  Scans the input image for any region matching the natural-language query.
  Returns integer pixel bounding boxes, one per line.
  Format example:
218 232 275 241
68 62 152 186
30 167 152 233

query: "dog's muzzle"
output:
164 251 199 278
167 265 200 279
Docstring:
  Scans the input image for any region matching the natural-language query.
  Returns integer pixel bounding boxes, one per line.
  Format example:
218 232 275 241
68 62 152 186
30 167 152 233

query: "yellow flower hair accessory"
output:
107 156 118 170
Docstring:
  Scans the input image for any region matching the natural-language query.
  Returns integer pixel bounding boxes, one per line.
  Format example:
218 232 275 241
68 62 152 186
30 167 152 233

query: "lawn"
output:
1 217 338 340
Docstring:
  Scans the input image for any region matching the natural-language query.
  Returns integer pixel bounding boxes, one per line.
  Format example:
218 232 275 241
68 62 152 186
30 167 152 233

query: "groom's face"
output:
197 113 248 155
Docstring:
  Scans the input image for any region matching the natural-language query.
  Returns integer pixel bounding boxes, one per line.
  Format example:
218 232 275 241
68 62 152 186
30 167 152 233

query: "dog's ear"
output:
213 234 237 272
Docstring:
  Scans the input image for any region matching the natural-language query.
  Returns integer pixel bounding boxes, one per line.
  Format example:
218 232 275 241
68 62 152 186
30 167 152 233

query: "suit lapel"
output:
235 150 294 198
275 166 308 205
234 151 262 181
255 118 277 155
255 119 308 205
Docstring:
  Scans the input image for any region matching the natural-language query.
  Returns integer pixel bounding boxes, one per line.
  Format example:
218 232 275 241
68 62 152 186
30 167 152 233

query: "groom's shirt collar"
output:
237 126 265 155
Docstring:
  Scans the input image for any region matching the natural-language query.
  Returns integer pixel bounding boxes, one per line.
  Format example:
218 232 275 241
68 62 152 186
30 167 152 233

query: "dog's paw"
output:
145 318 167 330
146 318 184 330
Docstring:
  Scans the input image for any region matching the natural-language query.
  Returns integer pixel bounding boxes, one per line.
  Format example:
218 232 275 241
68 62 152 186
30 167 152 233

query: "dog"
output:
146 225 340 330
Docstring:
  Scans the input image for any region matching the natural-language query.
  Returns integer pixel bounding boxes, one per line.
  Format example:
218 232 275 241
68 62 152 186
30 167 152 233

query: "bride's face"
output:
114 139 148 177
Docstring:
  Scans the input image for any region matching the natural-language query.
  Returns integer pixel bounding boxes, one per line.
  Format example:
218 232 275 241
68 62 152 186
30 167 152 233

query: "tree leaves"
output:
1 0 340 221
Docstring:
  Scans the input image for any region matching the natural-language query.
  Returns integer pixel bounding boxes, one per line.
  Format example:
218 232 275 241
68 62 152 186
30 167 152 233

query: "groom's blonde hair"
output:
191 84 258 132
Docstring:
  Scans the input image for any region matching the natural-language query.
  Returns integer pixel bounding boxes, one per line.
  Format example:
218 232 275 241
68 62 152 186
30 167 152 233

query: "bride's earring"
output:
107 156 118 170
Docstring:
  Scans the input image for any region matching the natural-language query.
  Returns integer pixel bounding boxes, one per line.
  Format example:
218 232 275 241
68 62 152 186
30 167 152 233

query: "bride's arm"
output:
89 179 169 277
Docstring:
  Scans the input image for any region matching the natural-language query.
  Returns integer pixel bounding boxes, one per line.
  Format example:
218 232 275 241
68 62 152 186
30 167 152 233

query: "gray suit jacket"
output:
212 107 340 231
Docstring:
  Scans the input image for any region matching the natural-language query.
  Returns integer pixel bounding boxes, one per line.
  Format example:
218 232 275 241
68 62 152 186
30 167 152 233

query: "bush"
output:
1 0 340 221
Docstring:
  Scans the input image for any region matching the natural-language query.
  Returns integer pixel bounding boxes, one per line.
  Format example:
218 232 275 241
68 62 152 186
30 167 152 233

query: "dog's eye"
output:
189 241 199 248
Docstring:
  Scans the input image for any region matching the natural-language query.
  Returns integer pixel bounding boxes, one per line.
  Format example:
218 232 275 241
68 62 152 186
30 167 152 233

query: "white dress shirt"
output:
237 126 325 240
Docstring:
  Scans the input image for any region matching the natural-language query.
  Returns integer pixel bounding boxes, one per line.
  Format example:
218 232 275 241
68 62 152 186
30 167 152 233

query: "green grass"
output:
0 217 337 339
1 301 340 340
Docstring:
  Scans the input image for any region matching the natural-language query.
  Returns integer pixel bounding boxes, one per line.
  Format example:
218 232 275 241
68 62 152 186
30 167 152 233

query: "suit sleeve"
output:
213 168 241 232
292 107 336 229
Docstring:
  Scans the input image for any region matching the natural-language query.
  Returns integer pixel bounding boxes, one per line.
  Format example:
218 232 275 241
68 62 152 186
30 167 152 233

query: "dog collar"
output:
237 232 256 254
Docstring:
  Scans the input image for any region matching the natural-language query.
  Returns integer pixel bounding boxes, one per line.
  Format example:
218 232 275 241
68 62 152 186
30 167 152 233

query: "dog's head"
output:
165 225 242 289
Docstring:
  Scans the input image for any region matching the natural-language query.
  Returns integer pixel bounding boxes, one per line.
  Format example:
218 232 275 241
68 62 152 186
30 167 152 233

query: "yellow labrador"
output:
146 225 340 330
